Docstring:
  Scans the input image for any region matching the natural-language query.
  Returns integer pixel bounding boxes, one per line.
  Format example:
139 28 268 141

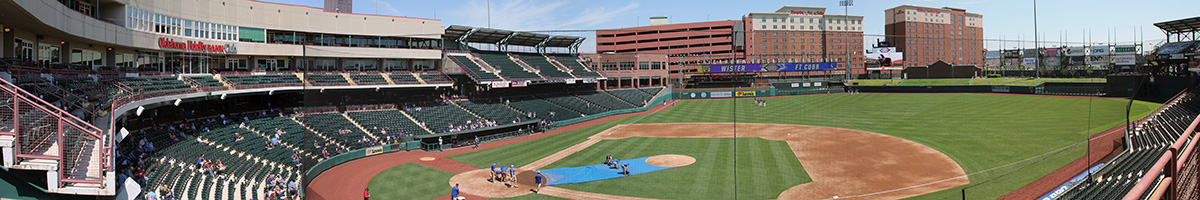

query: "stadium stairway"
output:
449 101 487 121
341 112 381 140
294 73 312 87
414 74 428 85
398 110 437 134
340 73 357 86
288 117 350 151
380 73 397 85
603 91 640 108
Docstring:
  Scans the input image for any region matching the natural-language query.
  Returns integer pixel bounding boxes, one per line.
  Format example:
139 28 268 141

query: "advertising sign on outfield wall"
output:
701 62 838 73
1023 58 1038 66
491 81 510 88
1090 46 1110 56
1044 57 1061 66
1065 56 1086 66
1113 45 1138 54
1044 48 1061 57
985 51 1002 58
1112 55 1137 65
1063 47 1087 56
735 91 757 97
710 91 733 98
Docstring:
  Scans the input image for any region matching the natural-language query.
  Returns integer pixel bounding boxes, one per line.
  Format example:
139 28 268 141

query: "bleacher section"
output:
407 104 483 133
1058 88 1200 199
640 87 663 96
305 74 351 86
419 74 451 83
117 76 192 93
450 56 502 80
389 73 420 83
186 75 226 89
539 94 609 115
573 92 635 110
478 52 542 79
516 53 573 78
457 100 526 124
223 74 303 86
507 97 583 121
552 55 601 77
349 74 388 85
297 113 374 149
605 89 654 107
346 109 430 136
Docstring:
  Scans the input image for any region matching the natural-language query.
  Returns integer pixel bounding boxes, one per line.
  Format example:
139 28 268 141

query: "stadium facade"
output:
1 0 444 74
884 5 984 67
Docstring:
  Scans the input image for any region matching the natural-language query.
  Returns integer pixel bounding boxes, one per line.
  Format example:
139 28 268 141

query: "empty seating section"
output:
346 110 430 136
305 74 350 85
450 56 502 80
223 75 302 86
457 101 525 124
516 54 572 78
1059 89 1200 199
640 87 663 96
186 75 226 88
553 55 600 77
406 104 481 133
117 76 192 93
419 74 451 83
573 92 635 110
478 52 541 79
507 98 582 121
389 73 420 83
539 94 609 115
605 89 653 107
298 113 373 149
350 74 388 84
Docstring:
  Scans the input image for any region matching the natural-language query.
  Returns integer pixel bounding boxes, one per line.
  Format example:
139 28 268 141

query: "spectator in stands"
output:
235 132 244 141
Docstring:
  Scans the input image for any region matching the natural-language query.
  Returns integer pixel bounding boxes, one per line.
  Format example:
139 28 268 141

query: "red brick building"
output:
884 5 984 67
745 6 865 74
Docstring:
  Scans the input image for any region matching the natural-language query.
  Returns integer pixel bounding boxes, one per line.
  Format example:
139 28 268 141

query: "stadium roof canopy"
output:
1154 17 1200 42
444 25 584 52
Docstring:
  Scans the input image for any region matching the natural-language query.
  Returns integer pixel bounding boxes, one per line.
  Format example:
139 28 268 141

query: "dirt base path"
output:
597 123 969 200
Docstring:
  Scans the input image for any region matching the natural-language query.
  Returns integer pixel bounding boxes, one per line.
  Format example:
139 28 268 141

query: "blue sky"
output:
267 0 1198 53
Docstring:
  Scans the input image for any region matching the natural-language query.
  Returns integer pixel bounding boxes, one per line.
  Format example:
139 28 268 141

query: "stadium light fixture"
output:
2 27 9 32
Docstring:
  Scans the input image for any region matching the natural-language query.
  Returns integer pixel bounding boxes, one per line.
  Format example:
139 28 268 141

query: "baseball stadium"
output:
1 0 1200 200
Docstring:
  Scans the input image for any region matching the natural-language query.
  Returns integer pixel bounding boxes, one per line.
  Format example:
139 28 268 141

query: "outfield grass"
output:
851 78 1106 86
449 93 1158 199
366 163 456 200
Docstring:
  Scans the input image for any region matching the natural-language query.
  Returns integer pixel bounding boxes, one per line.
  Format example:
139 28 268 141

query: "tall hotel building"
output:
745 6 864 73
596 6 866 74
884 5 983 67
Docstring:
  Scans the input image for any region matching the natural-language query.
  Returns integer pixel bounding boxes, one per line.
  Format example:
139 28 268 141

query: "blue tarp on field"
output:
539 157 675 186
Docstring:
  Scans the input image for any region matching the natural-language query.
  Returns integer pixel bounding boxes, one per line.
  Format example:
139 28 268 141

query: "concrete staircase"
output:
398 110 435 134
341 112 381 140
341 73 357 86
289 117 351 151
381 73 397 85
295 73 312 87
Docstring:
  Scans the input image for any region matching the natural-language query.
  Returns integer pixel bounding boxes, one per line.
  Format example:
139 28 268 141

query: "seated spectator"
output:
235 132 244 142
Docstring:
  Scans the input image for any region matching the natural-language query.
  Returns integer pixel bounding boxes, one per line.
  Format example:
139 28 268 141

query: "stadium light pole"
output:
841 0 853 81
1033 0 1040 78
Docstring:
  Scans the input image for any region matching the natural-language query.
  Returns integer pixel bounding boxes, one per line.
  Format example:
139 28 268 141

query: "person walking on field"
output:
451 183 463 200
534 171 544 193
473 136 480 149
438 137 444 151
363 188 369 200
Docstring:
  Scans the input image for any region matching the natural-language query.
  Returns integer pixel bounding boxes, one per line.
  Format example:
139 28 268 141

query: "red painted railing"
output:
1123 97 1200 199
0 77 108 188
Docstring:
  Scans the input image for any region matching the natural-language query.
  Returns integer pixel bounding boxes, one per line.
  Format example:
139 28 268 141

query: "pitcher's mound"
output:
646 154 696 167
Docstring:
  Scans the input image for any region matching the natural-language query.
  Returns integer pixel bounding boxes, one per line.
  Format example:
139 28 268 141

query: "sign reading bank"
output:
158 37 237 54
